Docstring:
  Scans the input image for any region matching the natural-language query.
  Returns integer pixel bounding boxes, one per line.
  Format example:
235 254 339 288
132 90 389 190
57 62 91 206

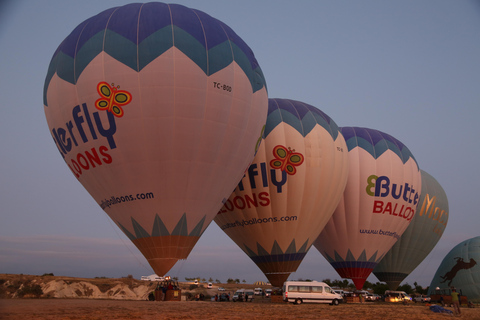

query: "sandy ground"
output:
1 299 479 320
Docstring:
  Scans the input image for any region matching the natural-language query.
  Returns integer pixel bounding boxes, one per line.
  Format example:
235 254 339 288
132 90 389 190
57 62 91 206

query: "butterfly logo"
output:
95 82 132 117
270 145 304 175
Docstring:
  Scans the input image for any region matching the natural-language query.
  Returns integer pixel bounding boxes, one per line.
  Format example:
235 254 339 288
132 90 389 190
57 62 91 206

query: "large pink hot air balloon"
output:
214 99 349 287
43 3 268 276
314 127 421 290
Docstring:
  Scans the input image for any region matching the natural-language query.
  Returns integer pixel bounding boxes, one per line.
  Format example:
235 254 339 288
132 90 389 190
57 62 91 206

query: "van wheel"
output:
295 298 303 305
331 299 339 306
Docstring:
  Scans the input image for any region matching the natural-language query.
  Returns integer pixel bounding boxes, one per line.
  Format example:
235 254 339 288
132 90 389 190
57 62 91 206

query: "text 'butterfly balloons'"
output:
44 2 268 276
314 127 421 290
214 99 349 287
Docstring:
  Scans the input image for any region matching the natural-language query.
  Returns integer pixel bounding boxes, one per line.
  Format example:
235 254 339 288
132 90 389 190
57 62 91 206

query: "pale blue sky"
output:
1 0 479 287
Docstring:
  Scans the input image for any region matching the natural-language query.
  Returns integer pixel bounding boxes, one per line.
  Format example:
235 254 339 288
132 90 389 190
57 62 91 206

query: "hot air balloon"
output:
428 236 480 303
313 127 421 290
43 3 268 277
373 170 449 290
214 99 349 287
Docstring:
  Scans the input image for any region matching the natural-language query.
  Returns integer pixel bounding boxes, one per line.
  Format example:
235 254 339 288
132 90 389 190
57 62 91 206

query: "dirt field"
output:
1 299 479 320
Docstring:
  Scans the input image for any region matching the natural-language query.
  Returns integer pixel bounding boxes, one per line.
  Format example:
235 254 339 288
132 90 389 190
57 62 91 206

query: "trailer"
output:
430 288 468 306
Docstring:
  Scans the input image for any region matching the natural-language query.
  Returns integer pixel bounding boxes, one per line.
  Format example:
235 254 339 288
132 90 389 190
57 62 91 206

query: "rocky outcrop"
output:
0 274 156 300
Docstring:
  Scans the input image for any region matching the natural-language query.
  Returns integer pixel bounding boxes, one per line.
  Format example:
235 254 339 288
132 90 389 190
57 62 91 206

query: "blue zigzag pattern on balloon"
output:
244 239 310 263
117 213 206 241
340 126 419 167
264 99 340 141
323 249 385 270
44 3 266 106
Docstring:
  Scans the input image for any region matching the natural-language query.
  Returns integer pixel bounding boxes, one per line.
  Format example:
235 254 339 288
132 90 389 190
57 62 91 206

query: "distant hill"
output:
0 274 271 300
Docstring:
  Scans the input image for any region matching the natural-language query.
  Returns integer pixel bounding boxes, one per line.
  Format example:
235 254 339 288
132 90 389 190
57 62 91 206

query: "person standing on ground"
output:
451 288 461 316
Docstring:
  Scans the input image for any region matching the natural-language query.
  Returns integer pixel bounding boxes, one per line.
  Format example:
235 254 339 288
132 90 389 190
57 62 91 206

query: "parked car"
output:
218 287 226 291
265 289 272 297
365 293 380 301
254 288 263 295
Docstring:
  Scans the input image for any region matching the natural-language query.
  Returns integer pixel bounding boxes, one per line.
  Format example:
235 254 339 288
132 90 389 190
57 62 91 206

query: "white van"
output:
283 281 343 305
232 289 245 302
141 274 165 281
265 289 273 297
254 288 263 295
207 282 213 289
385 290 413 303
232 289 253 302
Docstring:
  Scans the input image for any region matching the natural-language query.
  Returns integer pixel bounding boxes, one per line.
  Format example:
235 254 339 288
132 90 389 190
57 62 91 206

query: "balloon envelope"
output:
428 236 480 303
43 3 268 276
314 127 421 290
374 170 449 290
214 99 349 287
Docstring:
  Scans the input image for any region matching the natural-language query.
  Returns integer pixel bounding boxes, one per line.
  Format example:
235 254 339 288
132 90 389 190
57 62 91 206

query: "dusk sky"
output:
1 0 479 288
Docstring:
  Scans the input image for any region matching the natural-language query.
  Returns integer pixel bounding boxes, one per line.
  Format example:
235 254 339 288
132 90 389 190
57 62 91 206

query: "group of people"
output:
148 280 179 301
440 287 476 316
214 293 230 301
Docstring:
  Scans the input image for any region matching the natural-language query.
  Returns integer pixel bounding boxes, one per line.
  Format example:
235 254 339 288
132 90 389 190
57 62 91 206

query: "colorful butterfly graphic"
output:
95 82 132 117
270 145 304 175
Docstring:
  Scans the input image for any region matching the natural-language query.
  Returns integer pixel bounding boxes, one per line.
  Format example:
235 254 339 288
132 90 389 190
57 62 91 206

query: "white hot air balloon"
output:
44 2 268 276
314 127 421 290
214 99 349 286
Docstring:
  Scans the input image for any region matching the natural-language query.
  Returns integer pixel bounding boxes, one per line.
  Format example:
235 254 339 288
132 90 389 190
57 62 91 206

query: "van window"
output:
298 286 310 292
325 287 333 294
311 286 323 293
288 285 298 292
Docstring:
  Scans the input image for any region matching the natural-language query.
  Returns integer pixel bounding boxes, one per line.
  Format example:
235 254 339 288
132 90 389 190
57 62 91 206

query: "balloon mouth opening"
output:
263 272 292 288
132 235 201 276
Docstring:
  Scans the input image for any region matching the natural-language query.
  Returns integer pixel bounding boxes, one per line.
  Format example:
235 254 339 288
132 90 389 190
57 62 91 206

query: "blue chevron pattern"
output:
44 3 266 106
340 127 418 167
264 99 340 140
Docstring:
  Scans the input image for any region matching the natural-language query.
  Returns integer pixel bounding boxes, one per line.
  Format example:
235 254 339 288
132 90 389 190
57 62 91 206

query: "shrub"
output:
0 286 7 298
17 284 43 298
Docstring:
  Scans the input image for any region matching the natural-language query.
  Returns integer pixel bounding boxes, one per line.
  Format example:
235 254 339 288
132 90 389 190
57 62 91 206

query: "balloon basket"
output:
155 289 182 301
